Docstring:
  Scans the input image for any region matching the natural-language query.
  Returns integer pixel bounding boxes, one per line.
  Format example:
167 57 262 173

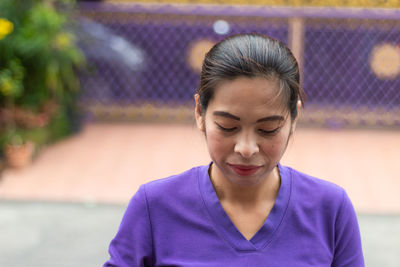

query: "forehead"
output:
208 76 286 115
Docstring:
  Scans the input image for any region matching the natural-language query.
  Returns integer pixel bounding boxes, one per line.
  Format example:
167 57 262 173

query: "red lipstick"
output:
229 164 261 176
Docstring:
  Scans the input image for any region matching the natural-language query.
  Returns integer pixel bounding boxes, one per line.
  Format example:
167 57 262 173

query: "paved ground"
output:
0 201 399 267
1 123 400 213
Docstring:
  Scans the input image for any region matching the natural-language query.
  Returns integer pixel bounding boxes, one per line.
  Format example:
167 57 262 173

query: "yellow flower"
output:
0 78 13 96
53 32 72 50
0 18 14 40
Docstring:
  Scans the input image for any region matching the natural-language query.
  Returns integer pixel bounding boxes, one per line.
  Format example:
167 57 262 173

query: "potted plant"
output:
0 56 34 168
0 0 85 168
2 129 35 168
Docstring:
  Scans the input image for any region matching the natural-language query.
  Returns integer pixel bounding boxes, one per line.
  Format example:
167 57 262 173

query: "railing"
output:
78 2 400 128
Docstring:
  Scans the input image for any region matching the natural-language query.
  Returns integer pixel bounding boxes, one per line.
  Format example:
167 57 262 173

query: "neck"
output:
210 164 281 205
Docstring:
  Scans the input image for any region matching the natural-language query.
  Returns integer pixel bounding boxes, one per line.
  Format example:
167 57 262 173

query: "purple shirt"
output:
104 164 364 266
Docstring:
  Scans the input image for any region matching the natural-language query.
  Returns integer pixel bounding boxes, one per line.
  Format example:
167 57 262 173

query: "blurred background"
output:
0 0 399 266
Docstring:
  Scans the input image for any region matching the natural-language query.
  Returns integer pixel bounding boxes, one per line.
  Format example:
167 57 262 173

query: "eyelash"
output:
215 123 237 132
258 128 280 135
215 123 280 135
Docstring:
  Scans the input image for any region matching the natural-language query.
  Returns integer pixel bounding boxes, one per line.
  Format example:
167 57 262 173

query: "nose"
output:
234 132 259 158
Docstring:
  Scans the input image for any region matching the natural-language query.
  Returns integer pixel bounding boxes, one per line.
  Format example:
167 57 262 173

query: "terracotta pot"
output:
4 141 35 169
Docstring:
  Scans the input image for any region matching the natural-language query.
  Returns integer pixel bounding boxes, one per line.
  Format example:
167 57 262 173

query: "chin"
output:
227 173 266 187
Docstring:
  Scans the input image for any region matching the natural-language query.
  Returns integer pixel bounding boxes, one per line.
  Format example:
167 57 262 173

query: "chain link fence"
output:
303 17 400 128
77 3 400 128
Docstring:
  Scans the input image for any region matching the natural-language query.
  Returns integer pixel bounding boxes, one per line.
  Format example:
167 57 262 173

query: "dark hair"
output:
196 33 305 121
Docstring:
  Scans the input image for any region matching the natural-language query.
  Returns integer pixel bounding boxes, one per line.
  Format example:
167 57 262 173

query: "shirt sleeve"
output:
331 190 365 267
104 185 154 267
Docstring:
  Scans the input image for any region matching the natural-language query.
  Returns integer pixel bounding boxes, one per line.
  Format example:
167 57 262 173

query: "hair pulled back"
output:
197 33 305 120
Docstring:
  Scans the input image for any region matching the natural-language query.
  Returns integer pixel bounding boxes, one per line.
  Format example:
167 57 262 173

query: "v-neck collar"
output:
198 163 292 252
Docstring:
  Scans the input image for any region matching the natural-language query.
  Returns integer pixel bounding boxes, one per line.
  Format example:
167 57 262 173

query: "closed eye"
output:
258 128 280 135
215 122 237 132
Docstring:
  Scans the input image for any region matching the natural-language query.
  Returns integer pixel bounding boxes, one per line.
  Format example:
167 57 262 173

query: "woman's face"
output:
195 76 298 187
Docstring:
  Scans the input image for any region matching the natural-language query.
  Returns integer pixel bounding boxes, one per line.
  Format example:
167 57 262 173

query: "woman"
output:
104 34 364 266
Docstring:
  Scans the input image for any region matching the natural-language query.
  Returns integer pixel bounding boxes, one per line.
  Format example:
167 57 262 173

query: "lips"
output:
228 164 261 176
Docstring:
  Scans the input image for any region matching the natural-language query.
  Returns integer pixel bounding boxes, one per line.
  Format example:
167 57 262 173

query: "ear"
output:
194 94 205 132
290 100 302 134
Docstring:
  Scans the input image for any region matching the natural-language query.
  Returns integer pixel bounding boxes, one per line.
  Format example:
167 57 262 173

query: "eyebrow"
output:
257 115 285 123
213 111 284 122
213 111 240 121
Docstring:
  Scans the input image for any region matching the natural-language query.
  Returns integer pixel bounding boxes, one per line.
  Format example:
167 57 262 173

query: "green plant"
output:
0 0 85 107
0 0 85 160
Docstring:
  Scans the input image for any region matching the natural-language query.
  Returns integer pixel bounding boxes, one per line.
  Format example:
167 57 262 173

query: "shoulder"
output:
280 165 364 265
143 165 204 193
119 164 207 224
282 165 347 211
139 164 208 206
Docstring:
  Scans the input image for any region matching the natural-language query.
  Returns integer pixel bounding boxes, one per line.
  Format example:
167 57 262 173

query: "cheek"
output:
205 130 231 160
274 132 291 155
261 139 282 156
261 132 290 158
